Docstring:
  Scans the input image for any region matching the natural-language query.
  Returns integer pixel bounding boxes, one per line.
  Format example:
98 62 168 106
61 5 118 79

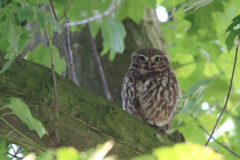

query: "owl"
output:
121 48 178 136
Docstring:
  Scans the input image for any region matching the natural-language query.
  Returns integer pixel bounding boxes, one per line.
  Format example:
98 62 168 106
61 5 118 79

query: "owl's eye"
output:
138 56 145 61
155 57 161 62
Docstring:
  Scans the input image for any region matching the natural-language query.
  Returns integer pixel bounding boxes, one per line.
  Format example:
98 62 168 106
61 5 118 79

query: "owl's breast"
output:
138 71 178 127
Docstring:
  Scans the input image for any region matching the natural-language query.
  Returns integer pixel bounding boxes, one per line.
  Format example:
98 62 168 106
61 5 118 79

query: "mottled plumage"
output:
121 48 178 135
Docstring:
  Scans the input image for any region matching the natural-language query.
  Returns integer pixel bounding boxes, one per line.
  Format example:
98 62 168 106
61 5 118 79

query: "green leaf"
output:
225 15 240 52
5 98 32 125
100 16 126 61
171 0 214 17
218 50 240 90
203 62 220 77
1 7 18 50
36 151 54 160
172 53 196 78
117 0 156 23
4 98 48 138
0 138 6 156
26 44 66 74
153 143 224 160
0 55 16 74
56 147 80 160
0 0 13 8
130 154 156 160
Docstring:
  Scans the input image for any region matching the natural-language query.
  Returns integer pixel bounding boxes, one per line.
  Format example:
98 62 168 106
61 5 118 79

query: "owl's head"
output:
130 48 170 73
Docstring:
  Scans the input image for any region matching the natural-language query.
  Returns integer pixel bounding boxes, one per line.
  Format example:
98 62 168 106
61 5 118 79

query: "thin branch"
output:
63 0 125 27
190 115 240 159
110 88 118 101
86 23 112 99
59 0 74 21
49 0 70 78
205 35 240 146
173 57 205 70
47 32 60 145
65 15 80 86
7 153 23 159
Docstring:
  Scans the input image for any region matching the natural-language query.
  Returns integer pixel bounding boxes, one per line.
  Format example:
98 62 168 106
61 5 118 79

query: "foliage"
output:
0 0 61 73
0 98 48 138
1 0 240 159
26 44 66 74
160 0 240 159
18 141 223 160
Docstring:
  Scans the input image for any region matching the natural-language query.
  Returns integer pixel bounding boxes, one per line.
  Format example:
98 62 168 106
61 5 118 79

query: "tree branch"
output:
63 0 125 27
205 35 240 146
0 50 173 159
59 0 74 21
86 23 112 99
49 0 70 78
48 32 60 145
65 15 80 86
190 115 240 159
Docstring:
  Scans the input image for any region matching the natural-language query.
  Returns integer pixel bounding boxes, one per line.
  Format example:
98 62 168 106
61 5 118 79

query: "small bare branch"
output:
49 0 70 78
205 35 240 146
190 115 240 159
63 0 125 27
47 28 60 145
59 0 74 21
110 88 118 101
65 15 80 86
86 23 112 99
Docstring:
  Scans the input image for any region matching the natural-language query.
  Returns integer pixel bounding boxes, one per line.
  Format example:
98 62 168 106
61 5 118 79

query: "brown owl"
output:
121 48 178 136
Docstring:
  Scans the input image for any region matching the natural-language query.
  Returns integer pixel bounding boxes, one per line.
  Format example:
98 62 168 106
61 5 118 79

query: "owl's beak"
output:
148 61 152 69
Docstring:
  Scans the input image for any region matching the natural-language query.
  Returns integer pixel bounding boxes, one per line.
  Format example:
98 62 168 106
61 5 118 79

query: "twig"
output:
7 153 23 159
63 0 125 27
65 15 80 86
0 117 46 151
47 32 60 145
86 23 112 99
205 35 240 146
59 0 74 21
190 115 240 159
49 0 70 78
110 88 118 101
173 57 205 70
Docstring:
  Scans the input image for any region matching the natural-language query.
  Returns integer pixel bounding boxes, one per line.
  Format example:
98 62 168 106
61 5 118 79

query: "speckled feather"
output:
121 48 178 135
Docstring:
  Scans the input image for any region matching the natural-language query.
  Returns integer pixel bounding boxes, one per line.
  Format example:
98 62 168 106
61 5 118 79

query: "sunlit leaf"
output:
117 0 156 23
36 151 54 160
56 147 80 160
203 62 220 77
153 143 224 160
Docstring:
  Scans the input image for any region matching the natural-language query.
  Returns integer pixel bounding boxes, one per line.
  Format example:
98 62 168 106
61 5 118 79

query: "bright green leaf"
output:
130 154 157 160
173 53 196 78
0 138 6 156
204 62 220 77
36 151 54 160
117 0 156 23
56 147 80 160
153 143 224 160
27 44 66 74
